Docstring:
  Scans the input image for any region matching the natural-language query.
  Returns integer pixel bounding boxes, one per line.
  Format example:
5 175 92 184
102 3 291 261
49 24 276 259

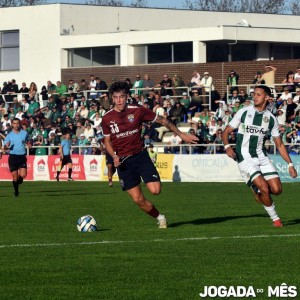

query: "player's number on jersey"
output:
110 124 119 134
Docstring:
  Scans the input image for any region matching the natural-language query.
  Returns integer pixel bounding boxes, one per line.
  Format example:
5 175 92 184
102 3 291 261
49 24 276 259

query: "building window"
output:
231 43 256 61
272 45 292 60
293 46 300 59
135 42 193 65
0 31 19 71
68 46 120 67
207 44 228 62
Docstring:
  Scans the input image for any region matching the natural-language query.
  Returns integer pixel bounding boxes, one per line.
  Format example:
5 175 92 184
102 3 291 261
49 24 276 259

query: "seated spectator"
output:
157 74 173 97
187 90 202 117
214 129 224 153
227 90 240 109
293 88 300 104
239 89 248 104
170 101 184 124
34 134 47 155
71 135 79 154
164 133 182 154
142 74 155 98
182 129 201 154
143 122 158 146
77 104 89 119
207 118 218 138
172 74 185 96
276 109 286 125
228 131 237 150
180 92 190 112
189 71 201 88
83 123 95 139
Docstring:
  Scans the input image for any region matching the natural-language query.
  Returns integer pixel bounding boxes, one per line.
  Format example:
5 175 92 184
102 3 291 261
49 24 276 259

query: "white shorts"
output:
238 156 278 186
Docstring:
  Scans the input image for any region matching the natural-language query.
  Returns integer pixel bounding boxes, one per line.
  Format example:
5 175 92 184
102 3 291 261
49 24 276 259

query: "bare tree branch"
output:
85 0 124 6
1 0 42 6
289 0 300 15
130 0 147 7
183 0 286 14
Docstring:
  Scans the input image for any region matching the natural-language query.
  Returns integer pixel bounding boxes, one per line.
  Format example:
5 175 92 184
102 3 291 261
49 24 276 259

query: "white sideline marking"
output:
0 233 300 249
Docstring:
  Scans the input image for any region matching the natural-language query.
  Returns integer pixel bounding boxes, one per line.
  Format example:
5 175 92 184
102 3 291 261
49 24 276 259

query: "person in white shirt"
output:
164 133 182 154
89 75 97 100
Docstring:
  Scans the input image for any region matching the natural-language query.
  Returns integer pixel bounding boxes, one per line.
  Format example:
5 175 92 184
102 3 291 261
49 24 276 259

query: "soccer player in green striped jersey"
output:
222 86 297 227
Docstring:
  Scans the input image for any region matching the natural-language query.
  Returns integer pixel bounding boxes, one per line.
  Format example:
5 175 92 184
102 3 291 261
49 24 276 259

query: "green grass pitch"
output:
0 181 299 299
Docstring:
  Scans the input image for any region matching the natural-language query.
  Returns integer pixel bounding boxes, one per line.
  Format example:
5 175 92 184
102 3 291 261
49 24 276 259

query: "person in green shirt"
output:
56 81 68 98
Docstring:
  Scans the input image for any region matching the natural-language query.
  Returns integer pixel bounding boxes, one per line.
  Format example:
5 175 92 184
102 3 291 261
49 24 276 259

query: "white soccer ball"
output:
77 215 97 232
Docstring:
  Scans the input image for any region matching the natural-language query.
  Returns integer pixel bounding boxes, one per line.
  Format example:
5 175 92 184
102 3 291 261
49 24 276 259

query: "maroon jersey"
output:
102 104 157 157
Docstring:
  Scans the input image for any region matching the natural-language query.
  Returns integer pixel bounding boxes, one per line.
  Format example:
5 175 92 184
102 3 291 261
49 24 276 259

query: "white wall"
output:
0 5 61 91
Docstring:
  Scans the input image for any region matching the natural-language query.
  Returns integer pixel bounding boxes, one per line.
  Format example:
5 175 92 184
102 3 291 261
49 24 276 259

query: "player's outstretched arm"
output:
155 116 199 144
274 136 297 178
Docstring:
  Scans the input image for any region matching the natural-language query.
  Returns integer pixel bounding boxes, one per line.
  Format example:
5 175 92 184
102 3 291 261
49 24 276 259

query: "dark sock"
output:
68 168 72 179
12 180 19 194
56 171 60 178
18 176 23 184
147 205 160 218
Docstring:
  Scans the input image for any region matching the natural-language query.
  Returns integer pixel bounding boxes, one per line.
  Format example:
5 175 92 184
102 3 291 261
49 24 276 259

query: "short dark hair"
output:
109 81 131 95
255 85 271 97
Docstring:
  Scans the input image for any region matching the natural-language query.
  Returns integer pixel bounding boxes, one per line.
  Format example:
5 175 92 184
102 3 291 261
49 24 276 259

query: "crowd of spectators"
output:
1 66 300 156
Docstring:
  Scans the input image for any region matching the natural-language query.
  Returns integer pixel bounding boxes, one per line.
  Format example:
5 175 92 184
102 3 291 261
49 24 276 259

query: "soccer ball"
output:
77 215 97 232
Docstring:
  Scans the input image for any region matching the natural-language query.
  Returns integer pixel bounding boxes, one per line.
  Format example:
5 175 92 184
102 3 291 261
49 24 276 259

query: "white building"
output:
1 4 300 89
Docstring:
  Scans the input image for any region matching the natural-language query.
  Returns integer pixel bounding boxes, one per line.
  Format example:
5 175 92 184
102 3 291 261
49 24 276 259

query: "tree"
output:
289 0 300 15
0 0 42 7
85 0 123 5
183 0 286 14
130 0 147 7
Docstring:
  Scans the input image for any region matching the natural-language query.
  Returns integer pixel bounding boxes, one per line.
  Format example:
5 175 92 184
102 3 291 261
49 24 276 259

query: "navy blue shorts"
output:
117 148 160 191
61 155 72 167
106 153 114 165
8 154 27 172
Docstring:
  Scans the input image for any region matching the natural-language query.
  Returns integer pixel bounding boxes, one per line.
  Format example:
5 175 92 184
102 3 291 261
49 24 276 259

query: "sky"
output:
47 0 185 9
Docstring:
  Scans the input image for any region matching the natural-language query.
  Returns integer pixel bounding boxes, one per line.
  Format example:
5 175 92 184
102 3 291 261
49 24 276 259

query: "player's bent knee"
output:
271 186 282 196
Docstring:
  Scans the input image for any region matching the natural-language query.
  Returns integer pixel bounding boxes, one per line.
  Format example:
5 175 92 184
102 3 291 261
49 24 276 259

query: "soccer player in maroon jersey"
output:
101 81 198 228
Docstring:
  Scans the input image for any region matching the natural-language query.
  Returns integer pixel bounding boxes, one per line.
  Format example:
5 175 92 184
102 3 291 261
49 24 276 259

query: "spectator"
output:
157 74 173 97
293 88 300 104
189 71 201 88
187 90 202 117
164 132 182 154
252 71 265 86
83 123 94 139
124 78 133 89
286 97 298 123
75 122 84 138
89 75 97 100
68 79 80 97
276 109 286 125
19 82 29 101
282 71 295 93
34 134 47 155
261 65 277 95
143 122 158 146
78 79 88 99
277 87 292 108
199 71 215 97
71 135 79 154
227 70 239 93
170 101 184 124
294 67 300 88
180 92 190 112
95 77 108 95
148 144 157 166
182 129 200 154
77 104 89 119
153 100 165 117
99 93 111 111
239 89 248 104
227 90 240 109
133 74 144 96
142 74 155 97
172 74 185 96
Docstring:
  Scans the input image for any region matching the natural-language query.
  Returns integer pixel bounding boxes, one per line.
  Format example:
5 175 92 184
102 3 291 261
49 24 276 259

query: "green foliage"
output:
0 182 299 299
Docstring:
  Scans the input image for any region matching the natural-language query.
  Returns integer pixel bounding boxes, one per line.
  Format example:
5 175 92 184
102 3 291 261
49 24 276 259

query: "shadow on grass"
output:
284 219 300 226
169 214 266 227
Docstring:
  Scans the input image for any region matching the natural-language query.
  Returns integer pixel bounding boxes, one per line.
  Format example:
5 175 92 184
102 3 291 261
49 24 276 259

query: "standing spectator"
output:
294 67 300 88
89 75 97 100
189 71 201 90
261 65 277 95
19 82 29 101
95 77 108 97
148 144 157 166
78 79 88 99
56 81 68 98
172 74 185 96
133 74 144 96
252 71 265 86
227 70 239 93
142 74 155 97
68 79 80 98
199 71 214 105
286 97 297 123
282 71 295 93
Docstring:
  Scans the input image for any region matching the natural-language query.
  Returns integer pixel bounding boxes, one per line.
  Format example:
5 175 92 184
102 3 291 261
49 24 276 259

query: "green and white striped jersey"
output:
229 105 280 163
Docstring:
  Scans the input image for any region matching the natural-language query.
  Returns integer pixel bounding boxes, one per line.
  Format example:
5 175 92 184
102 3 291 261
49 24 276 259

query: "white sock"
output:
157 214 165 220
263 203 280 221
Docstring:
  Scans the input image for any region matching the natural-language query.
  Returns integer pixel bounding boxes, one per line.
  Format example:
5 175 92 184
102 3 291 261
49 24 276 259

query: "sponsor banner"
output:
48 155 86 181
270 155 300 182
84 156 103 181
156 154 174 181
100 156 119 182
173 154 242 182
0 155 34 180
33 156 50 180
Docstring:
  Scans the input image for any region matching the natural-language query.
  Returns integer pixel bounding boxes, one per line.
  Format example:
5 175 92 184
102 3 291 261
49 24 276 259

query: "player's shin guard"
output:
18 176 23 184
